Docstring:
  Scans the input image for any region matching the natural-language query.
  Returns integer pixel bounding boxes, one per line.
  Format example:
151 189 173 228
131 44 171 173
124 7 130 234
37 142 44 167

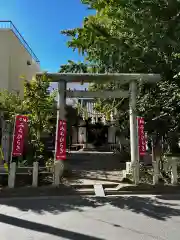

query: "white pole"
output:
91 102 95 123
81 99 85 120
88 102 90 118
110 112 114 123
90 102 93 122
95 105 98 123
171 157 178 185
102 115 106 125
86 102 89 118
129 80 139 184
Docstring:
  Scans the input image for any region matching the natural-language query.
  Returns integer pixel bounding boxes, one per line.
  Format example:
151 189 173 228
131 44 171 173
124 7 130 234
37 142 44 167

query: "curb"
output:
105 190 180 195
0 192 180 204
0 189 180 199
0 184 180 199
0 192 180 201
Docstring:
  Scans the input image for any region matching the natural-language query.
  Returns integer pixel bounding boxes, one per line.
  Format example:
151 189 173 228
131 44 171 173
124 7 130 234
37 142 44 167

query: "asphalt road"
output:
0 194 180 239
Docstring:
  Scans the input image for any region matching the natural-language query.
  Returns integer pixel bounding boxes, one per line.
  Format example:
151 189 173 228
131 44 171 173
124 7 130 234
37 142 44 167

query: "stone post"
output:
8 162 16 188
72 126 78 144
108 125 116 146
78 119 87 148
32 161 39 187
171 157 178 185
153 158 159 185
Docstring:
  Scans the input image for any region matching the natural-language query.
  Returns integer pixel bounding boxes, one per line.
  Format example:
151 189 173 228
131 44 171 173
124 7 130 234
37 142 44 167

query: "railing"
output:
0 20 40 63
5 156 180 188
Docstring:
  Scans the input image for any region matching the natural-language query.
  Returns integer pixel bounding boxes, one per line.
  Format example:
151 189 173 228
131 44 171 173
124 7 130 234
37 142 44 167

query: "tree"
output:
60 60 88 73
22 75 57 161
0 75 57 163
62 0 180 74
0 90 24 121
60 0 180 152
0 75 81 165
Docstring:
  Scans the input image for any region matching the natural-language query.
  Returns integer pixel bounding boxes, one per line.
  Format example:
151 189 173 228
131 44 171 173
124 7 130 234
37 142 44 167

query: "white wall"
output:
0 30 10 90
0 29 40 96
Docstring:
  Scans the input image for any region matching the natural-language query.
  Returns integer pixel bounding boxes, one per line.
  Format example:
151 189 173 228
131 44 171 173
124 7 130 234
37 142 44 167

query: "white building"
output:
0 21 40 96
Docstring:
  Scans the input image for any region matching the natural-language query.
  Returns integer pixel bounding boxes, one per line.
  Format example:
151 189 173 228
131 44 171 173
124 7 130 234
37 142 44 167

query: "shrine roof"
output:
36 72 161 84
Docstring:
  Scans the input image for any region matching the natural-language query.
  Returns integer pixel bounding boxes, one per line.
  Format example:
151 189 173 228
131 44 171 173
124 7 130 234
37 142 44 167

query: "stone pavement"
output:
0 194 180 239
66 170 124 185
66 151 125 186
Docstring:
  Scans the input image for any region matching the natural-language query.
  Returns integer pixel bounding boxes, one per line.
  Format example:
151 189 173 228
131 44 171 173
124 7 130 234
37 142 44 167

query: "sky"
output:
0 0 91 72
0 0 93 94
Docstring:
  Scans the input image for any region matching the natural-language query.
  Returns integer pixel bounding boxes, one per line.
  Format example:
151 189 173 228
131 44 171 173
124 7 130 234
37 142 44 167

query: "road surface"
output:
0 194 180 239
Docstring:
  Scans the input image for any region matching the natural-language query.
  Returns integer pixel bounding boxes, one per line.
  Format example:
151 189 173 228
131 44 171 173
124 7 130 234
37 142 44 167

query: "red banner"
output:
12 115 28 157
137 117 146 156
55 120 67 160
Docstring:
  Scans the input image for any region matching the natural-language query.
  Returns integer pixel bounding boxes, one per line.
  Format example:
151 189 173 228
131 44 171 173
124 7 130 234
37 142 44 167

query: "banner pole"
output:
137 116 140 162
136 116 140 184
10 115 17 165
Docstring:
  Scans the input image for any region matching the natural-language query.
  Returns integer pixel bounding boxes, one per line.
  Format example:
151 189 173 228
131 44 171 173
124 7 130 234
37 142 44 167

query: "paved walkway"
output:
66 170 124 185
67 151 125 185
0 194 180 239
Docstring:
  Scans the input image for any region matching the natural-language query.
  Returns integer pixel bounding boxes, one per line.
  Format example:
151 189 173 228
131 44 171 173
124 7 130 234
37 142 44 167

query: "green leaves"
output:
0 75 57 161
59 60 88 73
59 0 180 142
22 75 57 161
23 75 56 140
0 90 24 120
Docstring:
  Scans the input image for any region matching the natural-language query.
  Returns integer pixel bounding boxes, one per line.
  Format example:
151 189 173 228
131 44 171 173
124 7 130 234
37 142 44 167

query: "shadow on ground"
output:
0 213 103 240
0 194 180 239
0 194 180 220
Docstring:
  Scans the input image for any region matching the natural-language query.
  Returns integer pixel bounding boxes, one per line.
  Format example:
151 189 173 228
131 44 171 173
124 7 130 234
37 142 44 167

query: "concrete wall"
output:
0 29 40 96
0 30 10 90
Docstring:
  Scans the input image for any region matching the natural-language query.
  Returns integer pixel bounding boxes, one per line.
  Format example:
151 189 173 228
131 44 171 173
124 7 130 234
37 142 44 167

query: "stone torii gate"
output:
36 73 161 185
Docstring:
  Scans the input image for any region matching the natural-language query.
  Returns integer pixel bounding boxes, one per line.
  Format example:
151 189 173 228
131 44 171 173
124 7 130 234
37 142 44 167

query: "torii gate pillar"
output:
54 80 66 186
129 80 139 184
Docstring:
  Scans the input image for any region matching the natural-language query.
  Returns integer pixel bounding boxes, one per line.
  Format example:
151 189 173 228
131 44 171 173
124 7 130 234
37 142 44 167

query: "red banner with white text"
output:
137 117 146 156
12 115 28 157
55 120 67 160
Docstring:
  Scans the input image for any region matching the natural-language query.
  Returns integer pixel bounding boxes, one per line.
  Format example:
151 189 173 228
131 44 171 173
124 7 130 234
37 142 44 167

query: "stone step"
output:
75 188 95 194
66 183 133 196
94 184 105 197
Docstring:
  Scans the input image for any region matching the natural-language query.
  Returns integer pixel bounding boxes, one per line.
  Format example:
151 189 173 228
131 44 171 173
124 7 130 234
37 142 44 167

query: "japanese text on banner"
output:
12 115 28 157
137 117 146 156
55 120 67 160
